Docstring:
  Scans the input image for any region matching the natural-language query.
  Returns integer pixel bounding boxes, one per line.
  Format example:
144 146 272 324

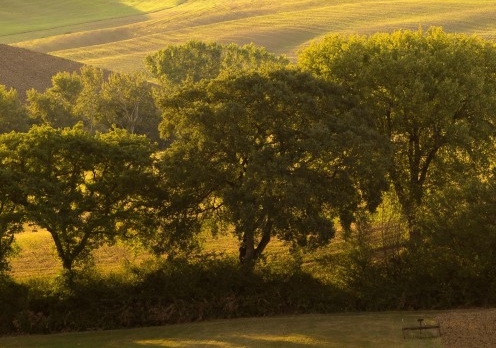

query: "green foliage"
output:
26 66 161 140
26 70 84 128
418 170 496 305
0 137 26 273
299 27 496 239
0 276 28 334
3 30 496 334
96 71 161 140
145 41 290 87
0 85 30 133
0 256 346 334
0 125 156 272
155 67 387 261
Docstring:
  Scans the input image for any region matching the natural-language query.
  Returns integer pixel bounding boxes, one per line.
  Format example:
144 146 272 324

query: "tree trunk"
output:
239 220 272 263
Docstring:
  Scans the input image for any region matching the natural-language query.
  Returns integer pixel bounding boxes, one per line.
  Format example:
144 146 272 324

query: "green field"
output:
2 0 496 72
0 312 442 347
0 0 177 37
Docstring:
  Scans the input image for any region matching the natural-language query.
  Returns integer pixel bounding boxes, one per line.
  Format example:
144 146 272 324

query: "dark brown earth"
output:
0 44 83 100
436 308 496 347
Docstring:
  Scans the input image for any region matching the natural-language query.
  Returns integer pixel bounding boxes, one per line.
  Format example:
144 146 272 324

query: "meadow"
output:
1 0 496 72
8 228 242 281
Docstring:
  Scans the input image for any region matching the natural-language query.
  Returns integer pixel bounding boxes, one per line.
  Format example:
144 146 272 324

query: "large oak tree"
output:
0 125 156 273
155 68 387 262
299 27 496 240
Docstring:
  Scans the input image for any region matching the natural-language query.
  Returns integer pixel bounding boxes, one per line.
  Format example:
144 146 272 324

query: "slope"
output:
5 0 496 73
0 44 83 100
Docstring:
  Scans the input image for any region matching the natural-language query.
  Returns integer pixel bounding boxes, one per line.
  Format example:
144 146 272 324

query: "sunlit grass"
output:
9 228 153 281
0 0 180 46
122 0 179 12
3 0 496 73
0 0 178 37
0 312 442 347
8 227 301 281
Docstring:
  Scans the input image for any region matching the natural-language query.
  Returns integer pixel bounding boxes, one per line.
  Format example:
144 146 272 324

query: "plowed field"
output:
0 44 83 100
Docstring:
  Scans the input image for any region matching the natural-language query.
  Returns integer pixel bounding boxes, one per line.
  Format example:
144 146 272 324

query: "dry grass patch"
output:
8 227 301 281
8 230 152 281
8 230 60 280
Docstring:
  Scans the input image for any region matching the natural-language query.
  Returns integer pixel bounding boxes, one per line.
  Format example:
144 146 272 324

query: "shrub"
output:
2 254 349 334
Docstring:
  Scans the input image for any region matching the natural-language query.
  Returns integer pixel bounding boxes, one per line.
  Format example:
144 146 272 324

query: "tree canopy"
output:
155 67 387 262
0 85 30 134
145 41 290 87
26 67 161 141
0 145 25 273
299 27 496 240
0 125 156 272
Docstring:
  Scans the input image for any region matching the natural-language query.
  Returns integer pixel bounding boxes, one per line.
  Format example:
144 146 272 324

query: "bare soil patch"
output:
437 308 496 347
0 44 83 100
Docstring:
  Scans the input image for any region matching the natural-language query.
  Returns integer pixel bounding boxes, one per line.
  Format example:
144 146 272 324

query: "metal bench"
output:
402 318 441 339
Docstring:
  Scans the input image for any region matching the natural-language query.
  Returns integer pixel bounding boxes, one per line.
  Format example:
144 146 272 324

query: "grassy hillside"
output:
0 0 178 39
2 0 496 73
9 230 152 280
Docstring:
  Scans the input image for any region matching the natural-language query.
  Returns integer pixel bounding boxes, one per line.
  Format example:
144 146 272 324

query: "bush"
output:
1 254 349 334
0 276 28 334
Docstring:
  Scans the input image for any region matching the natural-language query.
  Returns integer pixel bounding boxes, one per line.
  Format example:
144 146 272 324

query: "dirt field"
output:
0 44 83 100
437 308 496 347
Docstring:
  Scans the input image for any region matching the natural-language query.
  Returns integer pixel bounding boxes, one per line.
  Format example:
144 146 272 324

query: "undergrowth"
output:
0 254 350 335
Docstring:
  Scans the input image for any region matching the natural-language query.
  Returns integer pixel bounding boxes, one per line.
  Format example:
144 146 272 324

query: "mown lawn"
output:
0 312 442 347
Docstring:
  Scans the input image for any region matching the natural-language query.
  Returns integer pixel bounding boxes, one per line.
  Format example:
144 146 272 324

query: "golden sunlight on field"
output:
8 0 496 73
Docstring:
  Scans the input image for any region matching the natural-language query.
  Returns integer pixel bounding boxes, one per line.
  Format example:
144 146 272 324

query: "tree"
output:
299 27 496 240
145 41 290 87
25 67 161 141
0 146 25 274
155 68 387 263
97 71 161 141
0 125 156 273
416 168 496 303
0 85 30 133
72 65 105 132
26 70 84 128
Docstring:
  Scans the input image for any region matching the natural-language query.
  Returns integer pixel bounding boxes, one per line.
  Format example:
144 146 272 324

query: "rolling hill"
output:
1 0 496 98
0 44 83 99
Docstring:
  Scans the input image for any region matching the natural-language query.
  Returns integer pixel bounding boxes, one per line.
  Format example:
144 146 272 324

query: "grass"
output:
2 0 496 73
0 0 177 37
0 312 442 347
8 219 305 281
8 229 154 281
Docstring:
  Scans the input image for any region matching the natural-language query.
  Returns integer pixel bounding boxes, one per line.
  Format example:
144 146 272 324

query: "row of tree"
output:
1 27 495 276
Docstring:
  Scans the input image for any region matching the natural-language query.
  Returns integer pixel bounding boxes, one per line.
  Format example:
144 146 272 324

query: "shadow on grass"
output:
0 313 442 348
0 0 146 38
